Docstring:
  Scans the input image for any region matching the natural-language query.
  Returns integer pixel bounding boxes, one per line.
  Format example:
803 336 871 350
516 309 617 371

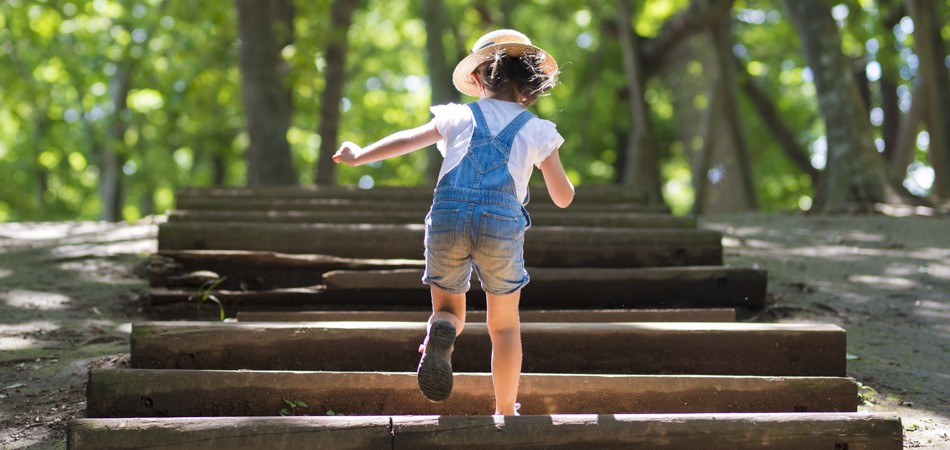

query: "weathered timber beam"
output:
86 369 856 417
173 197 670 214
392 413 902 449
156 223 723 267
175 185 649 204
68 413 903 450
130 322 846 376
150 262 764 310
166 209 696 228
234 308 737 323
150 250 424 289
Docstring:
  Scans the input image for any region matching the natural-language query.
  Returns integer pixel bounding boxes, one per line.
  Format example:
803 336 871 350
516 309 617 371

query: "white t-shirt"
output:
430 98 564 203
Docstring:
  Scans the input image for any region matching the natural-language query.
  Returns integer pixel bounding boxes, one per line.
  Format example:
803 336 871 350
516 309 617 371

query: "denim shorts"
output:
422 200 530 296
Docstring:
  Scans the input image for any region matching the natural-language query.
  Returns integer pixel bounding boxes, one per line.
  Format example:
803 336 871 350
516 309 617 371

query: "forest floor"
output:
0 213 947 449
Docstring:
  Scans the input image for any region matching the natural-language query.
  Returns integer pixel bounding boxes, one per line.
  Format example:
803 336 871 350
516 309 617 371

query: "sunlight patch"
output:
0 267 10 279
846 275 917 289
0 320 59 334
2 289 72 310
0 336 40 351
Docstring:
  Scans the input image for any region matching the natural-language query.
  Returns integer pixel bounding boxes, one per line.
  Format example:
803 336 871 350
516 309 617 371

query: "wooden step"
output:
146 286 752 319
152 251 758 297
85 369 857 417
157 223 723 267
68 413 903 449
150 250 424 289
130 322 846 376
148 263 766 314
166 209 696 228
235 308 737 323
174 196 669 214
175 185 649 204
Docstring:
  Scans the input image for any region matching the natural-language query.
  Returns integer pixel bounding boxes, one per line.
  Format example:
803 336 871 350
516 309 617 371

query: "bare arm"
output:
333 121 442 166
538 147 574 208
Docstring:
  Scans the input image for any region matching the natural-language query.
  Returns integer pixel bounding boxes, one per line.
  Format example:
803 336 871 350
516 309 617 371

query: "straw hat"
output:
452 29 558 97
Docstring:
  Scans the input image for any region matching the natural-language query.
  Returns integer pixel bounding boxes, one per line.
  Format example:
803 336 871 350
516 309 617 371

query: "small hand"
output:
332 141 362 166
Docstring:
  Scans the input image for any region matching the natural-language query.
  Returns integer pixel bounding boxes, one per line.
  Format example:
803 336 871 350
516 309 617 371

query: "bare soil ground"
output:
0 213 947 449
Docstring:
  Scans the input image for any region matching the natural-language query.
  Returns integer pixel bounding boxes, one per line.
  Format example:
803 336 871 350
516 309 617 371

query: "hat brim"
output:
451 43 558 98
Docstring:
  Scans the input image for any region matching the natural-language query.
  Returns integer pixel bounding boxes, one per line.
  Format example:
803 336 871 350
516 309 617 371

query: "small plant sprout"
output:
187 276 228 320
280 399 308 416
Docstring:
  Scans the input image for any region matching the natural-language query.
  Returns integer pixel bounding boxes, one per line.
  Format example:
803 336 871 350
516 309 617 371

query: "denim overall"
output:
422 102 535 296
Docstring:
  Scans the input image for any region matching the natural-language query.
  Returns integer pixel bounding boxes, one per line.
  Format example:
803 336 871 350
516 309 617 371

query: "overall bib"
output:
422 102 535 296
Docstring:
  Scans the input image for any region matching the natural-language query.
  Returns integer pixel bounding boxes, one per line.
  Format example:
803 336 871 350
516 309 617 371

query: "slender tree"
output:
615 0 664 204
784 0 902 212
315 0 358 186
235 0 298 186
906 0 950 203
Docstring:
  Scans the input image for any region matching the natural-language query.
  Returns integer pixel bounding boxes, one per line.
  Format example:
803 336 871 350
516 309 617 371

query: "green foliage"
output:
188 276 228 321
0 0 943 220
279 399 308 416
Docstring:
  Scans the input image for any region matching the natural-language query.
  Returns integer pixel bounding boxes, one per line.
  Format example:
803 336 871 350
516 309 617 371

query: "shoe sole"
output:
417 320 456 402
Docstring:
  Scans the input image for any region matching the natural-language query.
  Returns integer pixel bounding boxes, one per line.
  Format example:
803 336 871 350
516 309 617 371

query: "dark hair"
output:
476 51 558 106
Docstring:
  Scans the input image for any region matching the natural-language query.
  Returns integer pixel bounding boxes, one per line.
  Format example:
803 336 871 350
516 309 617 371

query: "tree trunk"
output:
784 0 901 212
314 0 358 186
236 0 298 187
907 0 950 202
615 0 664 205
691 82 722 215
887 84 925 186
101 62 132 222
422 0 460 184
709 17 757 211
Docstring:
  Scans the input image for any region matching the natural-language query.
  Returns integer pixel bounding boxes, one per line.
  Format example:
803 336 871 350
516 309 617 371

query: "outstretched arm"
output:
333 121 442 166
539 147 574 208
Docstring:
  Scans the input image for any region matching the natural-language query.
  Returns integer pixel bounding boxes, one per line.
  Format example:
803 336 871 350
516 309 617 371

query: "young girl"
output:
333 29 573 416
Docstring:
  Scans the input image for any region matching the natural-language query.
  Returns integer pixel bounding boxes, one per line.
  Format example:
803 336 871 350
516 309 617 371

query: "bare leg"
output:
417 286 466 402
428 285 466 335
486 290 522 415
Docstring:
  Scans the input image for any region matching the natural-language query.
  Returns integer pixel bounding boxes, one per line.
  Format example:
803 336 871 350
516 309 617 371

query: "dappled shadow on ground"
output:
702 213 950 449
0 220 156 448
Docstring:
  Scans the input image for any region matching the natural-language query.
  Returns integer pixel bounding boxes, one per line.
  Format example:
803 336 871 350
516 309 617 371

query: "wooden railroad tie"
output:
157 223 724 267
234 308 737 323
68 413 903 450
86 369 857 417
166 208 696 228
130 321 846 376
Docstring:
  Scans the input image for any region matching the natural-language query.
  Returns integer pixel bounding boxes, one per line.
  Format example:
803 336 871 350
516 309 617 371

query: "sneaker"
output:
417 319 456 402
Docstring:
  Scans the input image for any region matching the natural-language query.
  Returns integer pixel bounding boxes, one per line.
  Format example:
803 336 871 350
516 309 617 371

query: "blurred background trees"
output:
0 0 947 221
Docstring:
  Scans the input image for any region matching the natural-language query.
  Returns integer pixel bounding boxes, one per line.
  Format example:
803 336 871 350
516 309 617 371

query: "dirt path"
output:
0 214 947 448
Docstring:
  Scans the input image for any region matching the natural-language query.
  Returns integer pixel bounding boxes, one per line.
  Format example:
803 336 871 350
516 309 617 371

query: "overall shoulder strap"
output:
467 102 492 140
495 110 536 148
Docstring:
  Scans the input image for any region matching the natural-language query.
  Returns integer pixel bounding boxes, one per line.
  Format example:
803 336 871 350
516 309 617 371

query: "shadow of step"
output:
130 322 846 376
86 369 858 417
157 223 723 267
68 413 903 449
234 308 737 323
166 209 696 228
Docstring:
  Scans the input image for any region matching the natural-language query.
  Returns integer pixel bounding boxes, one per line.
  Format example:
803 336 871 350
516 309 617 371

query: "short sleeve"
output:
430 103 471 157
532 119 565 167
